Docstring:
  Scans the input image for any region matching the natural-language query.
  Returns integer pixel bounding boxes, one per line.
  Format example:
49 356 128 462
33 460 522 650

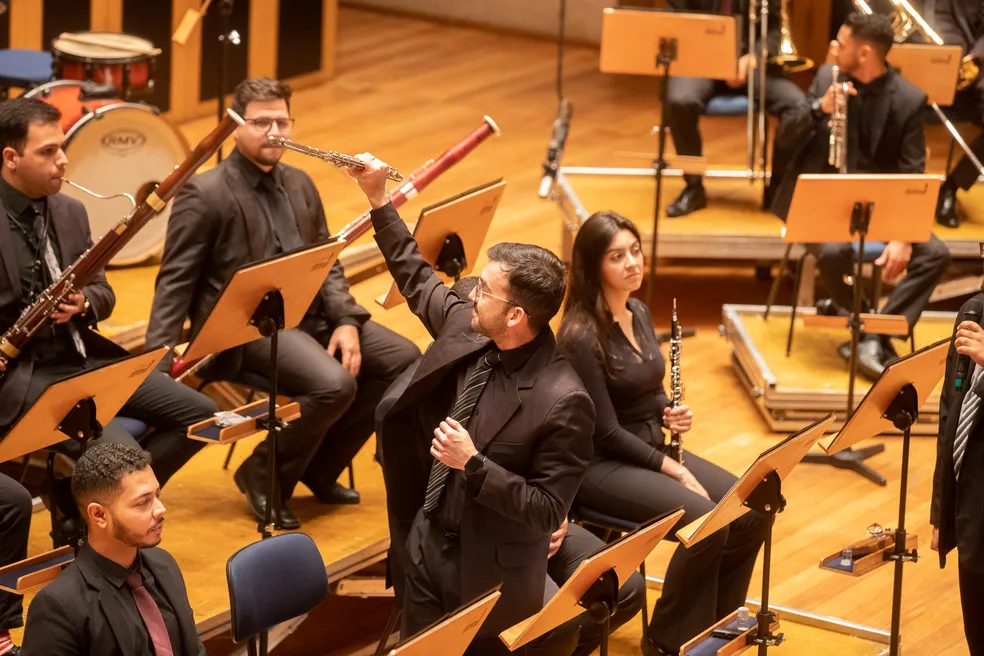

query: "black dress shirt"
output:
849 71 891 173
560 298 671 472
431 331 547 534
0 177 83 367
87 547 184 656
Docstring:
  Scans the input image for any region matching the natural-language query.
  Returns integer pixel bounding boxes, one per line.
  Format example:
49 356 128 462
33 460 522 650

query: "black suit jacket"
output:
667 0 782 55
369 203 595 643
770 63 928 220
21 545 205 656
927 0 984 55
933 293 984 569
0 194 123 427
145 151 371 377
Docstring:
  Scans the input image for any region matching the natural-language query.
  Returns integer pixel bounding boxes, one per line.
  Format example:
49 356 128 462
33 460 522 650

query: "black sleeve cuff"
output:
369 202 402 232
336 317 363 329
466 457 490 495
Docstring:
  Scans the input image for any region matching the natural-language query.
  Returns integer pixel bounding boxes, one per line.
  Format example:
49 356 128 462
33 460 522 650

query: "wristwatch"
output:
465 453 487 475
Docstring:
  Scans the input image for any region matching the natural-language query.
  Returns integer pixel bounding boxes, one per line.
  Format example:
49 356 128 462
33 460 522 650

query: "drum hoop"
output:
52 32 155 65
22 79 88 98
64 102 191 153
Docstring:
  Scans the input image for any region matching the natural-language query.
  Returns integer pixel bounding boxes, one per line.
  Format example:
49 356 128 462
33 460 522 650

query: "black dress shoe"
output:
666 183 707 218
936 184 960 229
816 298 849 317
642 636 678 656
838 338 886 382
234 466 271 523
277 502 301 530
316 482 361 505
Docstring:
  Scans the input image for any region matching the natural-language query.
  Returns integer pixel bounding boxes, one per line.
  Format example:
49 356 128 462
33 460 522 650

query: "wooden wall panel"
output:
123 0 172 110
249 0 279 80
321 0 336 77
170 0 201 121
277 0 322 80
91 0 124 32
199 0 250 102
9 0 43 50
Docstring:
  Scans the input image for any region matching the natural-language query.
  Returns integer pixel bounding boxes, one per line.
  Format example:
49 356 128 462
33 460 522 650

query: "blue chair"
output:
706 94 752 116
227 532 328 656
0 49 52 98
113 416 151 439
570 503 652 656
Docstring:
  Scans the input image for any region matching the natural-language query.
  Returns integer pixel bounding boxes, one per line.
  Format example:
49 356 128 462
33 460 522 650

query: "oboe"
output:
667 298 684 464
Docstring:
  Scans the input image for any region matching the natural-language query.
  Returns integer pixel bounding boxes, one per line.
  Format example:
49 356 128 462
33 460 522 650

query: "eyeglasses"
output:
475 280 531 318
243 117 295 133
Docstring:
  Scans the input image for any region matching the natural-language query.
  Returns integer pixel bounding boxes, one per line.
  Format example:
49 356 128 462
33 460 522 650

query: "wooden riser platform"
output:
722 304 953 434
554 166 984 262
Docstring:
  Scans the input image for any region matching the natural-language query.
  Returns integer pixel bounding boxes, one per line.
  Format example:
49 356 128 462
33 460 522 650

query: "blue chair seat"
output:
0 49 51 88
706 94 754 117
113 416 151 439
852 241 886 262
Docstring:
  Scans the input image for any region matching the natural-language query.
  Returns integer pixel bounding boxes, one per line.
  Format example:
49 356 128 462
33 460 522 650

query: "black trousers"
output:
0 474 31 631
542 523 647 656
237 320 419 500
20 363 215 487
946 77 984 192
807 236 951 332
960 565 984 655
576 451 766 651
667 71 805 187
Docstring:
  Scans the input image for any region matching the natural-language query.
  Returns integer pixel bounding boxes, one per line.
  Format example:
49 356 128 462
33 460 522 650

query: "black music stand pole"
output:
801 202 886 485
216 0 239 162
579 569 620 656
50 398 102 551
744 470 785 655
646 37 677 308
250 290 286 540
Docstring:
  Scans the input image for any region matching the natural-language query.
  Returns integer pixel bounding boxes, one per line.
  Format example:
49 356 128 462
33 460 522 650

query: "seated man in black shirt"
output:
22 442 205 656
0 474 31 655
770 13 951 380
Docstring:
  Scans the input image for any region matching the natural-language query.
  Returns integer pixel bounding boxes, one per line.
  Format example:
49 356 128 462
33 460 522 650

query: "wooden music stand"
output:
887 43 963 106
785 174 938 485
500 508 685 654
387 588 501 656
187 398 301 446
0 347 168 463
376 179 505 309
676 414 835 655
598 7 738 306
820 338 947 656
182 238 345 538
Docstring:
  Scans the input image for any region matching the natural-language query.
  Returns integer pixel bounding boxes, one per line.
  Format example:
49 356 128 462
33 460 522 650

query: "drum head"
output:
63 104 189 266
52 32 155 64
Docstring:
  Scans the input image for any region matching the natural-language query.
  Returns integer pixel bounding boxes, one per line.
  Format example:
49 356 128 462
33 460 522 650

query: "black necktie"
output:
421 351 498 514
259 175 304 252
32 204 86 357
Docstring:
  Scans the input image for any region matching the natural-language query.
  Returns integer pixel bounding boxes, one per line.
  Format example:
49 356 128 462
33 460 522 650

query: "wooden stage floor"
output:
9 6 977 654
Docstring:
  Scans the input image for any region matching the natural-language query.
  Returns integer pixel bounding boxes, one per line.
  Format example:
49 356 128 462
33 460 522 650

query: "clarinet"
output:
667 298 684 465
0 110 241 383
169 115 502 380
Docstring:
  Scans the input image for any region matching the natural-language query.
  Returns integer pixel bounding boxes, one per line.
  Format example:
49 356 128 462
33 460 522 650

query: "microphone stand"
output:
216 0 240 162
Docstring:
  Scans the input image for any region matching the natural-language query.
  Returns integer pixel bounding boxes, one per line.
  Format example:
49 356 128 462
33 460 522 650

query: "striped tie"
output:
33 203 86 358
421 351 497 514
954 363 984 478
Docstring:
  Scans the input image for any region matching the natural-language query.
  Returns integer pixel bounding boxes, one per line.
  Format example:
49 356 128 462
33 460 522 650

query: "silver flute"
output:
667 298 684 465
827 65 849 173
267 135 403 182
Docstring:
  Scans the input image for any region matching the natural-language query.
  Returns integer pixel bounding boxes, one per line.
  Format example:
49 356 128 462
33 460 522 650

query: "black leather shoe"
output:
316 482 361 505
816 298 849 317
642 636 678 656
234 466 271 524
936 184 960 229
838 339 886 382
277 502 301 530
666 183 707 218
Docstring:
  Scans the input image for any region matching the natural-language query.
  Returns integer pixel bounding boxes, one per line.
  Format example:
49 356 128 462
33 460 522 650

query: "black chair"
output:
569 503 652 656
200 371 356 490
227 532 328 656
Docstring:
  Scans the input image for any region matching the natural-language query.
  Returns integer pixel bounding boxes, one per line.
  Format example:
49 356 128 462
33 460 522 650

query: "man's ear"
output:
87 502 111 531
2 146 18 171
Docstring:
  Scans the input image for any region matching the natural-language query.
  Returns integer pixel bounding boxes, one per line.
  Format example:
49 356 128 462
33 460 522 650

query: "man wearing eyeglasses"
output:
146 78 420 530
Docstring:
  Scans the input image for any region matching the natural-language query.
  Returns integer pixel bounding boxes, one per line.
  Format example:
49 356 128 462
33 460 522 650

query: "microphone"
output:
955 296 984 390
538 99 573 199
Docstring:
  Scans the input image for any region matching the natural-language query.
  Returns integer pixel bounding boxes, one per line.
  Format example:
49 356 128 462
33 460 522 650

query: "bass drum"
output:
23 80 123 133
61 103 189 266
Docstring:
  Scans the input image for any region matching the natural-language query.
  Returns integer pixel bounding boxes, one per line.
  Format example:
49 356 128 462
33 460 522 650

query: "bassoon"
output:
0 110 242 382
169 115 502 380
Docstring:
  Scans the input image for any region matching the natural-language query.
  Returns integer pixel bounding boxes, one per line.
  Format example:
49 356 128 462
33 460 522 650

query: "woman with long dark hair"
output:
557 211 765 655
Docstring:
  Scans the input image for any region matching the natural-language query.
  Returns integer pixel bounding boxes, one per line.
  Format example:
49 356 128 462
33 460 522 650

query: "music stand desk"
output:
0 347 167 463
825 338 948 455
677 415 835 548
887 43 963 106
377 179 505 309
187 399 301 445
784 174 939 245
600 8 738 80
182 239 345 362
500 508 685 651
388 589 501 656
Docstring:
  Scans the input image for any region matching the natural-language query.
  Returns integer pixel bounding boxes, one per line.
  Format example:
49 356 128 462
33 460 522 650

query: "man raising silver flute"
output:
769 12 950 382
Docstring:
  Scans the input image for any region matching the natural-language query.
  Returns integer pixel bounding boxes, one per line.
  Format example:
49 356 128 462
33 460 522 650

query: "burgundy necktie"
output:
720 0 733 15
126 572 175 656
